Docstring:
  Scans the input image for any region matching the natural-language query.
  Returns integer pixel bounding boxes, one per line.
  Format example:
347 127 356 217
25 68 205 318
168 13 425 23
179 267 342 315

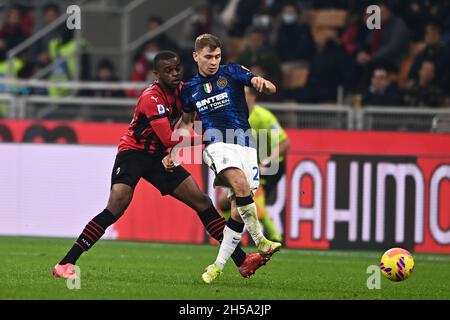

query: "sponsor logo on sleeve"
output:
157 104 166 115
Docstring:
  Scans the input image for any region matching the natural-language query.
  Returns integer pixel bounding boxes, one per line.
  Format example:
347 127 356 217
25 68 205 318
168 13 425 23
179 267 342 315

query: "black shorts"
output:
260 160 286 195
111 150 190 195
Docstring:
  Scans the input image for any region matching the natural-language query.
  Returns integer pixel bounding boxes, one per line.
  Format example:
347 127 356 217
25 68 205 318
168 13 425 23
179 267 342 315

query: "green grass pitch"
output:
1 236 449 300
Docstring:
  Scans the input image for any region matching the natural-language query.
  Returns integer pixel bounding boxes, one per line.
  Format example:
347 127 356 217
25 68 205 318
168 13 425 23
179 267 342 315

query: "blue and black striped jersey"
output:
181 64 256 147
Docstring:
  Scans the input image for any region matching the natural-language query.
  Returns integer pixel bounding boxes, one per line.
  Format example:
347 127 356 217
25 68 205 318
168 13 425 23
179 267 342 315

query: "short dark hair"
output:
154 50 179 68
43 2 60 14
282 1 300 14
375 0 393 11
194 34 222 52
97 59 114 71
427 22 442 34
148 16 163 25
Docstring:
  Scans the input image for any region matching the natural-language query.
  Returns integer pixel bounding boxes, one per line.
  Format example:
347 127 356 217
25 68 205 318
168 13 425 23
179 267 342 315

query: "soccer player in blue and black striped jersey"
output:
167 34 281 284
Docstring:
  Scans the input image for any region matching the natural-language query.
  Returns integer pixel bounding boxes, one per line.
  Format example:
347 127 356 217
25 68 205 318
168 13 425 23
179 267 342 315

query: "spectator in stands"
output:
127 40 161 97
404 60 444 107
0 37 25 79
82 59 124 98
341 9 370 57
356 2 410 87
224 31 246 63
47 29 91 96
133 16 178 62
408 23 450 94
275 2 314 63
227 0 283 37
145 16 178 51
401 0 432 42
77 59 125 122
33 3 66 70
179 4 215 50
0 38 24 79
395 1 449 44
0 5 29 50
295 27 356 103
228 0 264 37
30 3 65 95
237 26 282 85
427 1 450 45
6 3 34 36
362 67 403 106
0 37 25 113
188 4 212 38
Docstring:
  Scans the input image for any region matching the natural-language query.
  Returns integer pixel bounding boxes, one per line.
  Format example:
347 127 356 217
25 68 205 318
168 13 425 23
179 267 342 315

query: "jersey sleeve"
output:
227 64 255 86
180 85 196 113
138 94 168 121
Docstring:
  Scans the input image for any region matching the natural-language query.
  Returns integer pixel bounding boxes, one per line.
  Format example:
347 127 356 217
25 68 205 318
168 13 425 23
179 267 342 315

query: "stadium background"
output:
0 0 449 255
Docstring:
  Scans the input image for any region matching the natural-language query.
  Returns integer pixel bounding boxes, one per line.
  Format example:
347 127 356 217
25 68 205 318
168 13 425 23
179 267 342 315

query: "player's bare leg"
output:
52 184 133 279
221 168 281 258
170 176 267 277
202 168 280 283
219 187 282 242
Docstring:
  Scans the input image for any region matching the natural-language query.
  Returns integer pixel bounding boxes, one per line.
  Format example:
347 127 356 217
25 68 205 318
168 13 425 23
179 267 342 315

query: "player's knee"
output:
218 193 231 211
108 185 133 217
222 169 250 197
232 179 251 197
193 193 213 212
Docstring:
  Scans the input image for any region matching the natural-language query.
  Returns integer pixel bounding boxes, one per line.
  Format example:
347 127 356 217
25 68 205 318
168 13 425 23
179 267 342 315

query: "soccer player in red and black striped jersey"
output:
52 51 267 280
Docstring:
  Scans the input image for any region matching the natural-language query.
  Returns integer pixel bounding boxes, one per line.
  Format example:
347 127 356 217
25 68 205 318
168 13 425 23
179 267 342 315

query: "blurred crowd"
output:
1 0 450 108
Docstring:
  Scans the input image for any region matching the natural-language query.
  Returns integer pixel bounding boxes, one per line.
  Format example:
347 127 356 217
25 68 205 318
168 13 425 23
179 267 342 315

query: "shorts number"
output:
252 166 259 181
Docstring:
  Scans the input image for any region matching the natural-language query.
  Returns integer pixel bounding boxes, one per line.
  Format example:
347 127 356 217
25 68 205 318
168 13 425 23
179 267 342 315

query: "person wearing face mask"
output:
228 0 282 38
237 26 282 91
126 40 161 97
275 2 314 63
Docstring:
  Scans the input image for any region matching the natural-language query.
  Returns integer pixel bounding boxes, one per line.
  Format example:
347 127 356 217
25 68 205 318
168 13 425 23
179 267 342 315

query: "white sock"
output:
214 226 242 270
237 202 265 245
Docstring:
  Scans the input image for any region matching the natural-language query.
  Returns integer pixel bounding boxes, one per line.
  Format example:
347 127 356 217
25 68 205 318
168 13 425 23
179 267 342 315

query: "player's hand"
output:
162 154 176 172
251 76 268 93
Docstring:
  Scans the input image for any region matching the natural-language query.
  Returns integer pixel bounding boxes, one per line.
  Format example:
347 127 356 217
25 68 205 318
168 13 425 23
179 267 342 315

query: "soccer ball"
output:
380 248 414 282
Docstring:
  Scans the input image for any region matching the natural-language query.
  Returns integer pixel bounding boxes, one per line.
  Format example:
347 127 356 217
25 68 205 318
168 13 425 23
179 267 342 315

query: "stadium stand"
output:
0 0 449 131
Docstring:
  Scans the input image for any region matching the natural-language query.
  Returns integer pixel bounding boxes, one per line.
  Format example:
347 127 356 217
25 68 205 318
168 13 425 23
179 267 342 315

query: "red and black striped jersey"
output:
118 81 183 155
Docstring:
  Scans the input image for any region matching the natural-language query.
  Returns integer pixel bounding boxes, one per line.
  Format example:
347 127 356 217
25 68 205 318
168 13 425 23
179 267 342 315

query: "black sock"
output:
59 209 117 265
235 195 254 207
198 205 246 266
226 216 245 233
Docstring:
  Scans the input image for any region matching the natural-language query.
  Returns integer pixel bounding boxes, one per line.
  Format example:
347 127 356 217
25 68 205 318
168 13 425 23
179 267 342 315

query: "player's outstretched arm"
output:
251 76 276 95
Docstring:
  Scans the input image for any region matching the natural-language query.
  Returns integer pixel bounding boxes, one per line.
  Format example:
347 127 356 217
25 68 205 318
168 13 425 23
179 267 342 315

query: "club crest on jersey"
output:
217 76 228 89
203 82 213 94
157 104 165 115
